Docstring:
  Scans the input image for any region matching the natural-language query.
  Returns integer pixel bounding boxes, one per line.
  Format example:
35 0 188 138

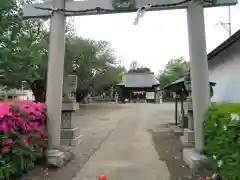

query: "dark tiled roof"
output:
164 77 216 90
208 29 240 60
118 73 159 87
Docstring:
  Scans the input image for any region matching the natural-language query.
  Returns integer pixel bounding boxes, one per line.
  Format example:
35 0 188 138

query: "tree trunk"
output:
30 79 46 103
30 79 94 103
76 88 89 103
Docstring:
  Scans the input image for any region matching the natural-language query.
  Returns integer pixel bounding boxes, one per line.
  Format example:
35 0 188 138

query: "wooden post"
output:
175 96 178 125
180 90 184 117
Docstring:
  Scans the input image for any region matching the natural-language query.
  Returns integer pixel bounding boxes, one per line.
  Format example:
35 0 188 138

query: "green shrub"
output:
203 103 240 180
0 132 40 180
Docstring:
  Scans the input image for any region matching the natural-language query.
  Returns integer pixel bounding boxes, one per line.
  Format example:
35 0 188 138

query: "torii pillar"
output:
187 0 211 152
46 0 66 148
183 0 211 169
45 0 74 167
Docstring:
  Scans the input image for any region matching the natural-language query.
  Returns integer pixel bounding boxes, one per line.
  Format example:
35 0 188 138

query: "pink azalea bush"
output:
0 101 48 179
0 101 47 153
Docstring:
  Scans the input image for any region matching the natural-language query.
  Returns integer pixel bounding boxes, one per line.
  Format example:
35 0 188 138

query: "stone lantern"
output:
184 70 192 92
183 70 194 128
181 70 195 146
61 75 82 146
181 69 216 146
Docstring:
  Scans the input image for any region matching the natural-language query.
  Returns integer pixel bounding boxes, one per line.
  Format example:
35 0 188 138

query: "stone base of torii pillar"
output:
46 146 74 167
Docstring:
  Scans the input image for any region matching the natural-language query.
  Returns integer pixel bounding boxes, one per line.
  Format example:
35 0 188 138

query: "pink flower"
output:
23 135 29 145
0 101 47 152
0 122 8 130
1 147 7 152
2 138 12 147
33 122 39 129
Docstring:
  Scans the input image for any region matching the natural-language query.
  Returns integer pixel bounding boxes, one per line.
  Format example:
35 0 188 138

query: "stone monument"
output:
60 75 82 146
178 88 188 129
181 70 195 146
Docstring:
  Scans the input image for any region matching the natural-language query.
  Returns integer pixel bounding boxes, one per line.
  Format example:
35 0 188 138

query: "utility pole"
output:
228 6 232 37
215 6 232 37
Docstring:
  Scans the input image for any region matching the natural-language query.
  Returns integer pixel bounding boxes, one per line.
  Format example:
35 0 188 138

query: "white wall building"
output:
208 29 240 102
164 29 240 103
0 89 35 101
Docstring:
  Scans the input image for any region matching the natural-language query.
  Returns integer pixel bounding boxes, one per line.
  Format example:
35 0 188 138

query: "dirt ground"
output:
20 103 211 180
151 125 213 180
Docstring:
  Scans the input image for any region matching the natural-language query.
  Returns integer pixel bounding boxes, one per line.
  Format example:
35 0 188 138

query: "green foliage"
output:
0 0 48 87
0 0 124 99
128 60 152 73
128 67 152 73
0 131 45 180
203 103 240 180
66 36 124 96
157 57 189 88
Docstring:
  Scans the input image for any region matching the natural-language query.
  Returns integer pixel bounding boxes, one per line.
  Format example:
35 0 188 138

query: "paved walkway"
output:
26 103 175 180
72 103 173 180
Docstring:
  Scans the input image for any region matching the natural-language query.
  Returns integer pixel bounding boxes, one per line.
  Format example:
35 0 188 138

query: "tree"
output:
128 67 152 73
157 57 189 88
66 37 124 101
128 60 152 73
0 0 48 90
91 66 124 95
129 60 139 70
0 0 124 102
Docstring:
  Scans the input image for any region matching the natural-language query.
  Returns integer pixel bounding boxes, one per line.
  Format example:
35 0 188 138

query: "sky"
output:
73 3 240 74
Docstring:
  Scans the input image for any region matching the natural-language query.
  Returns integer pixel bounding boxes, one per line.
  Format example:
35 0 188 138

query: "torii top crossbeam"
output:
23 0 237 18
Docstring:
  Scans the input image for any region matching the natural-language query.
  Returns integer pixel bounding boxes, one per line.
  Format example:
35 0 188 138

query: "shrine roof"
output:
208 29 240 61
117 73 159 88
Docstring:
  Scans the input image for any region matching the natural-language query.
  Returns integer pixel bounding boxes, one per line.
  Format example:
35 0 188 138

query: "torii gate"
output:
23 0 237 154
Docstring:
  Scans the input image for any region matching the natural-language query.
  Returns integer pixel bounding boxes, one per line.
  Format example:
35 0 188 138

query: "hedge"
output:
0 101 48 180
203 103 240 180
